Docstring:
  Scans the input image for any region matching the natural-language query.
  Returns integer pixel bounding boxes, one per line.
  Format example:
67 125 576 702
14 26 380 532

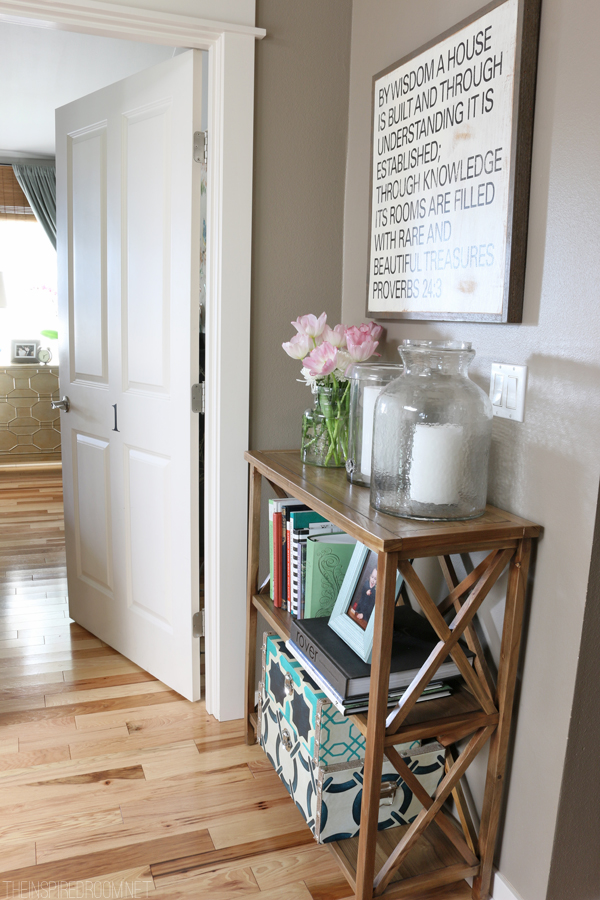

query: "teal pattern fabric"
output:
13 165 56 249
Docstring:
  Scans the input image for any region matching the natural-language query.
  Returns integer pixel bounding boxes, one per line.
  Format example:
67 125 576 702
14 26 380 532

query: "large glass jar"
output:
346 362 403 486
370 340 492 520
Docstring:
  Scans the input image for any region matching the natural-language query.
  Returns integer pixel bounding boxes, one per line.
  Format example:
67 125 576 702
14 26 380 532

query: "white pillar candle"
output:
360 385 382 479
409 423 463 506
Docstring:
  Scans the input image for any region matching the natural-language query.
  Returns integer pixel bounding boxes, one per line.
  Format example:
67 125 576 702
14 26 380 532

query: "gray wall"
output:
546 478 600 899
250 0 352 451
341 1 600 898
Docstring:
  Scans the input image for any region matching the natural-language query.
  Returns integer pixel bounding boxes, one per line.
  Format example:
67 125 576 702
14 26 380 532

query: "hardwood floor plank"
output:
152 877 313 900
45 679 172 708
21 724 130 753
150 830 316 883
250 844 348 893
153 864 261 898
74 699 199 732
0 745 71 774
0 831 214 891
0 841 36 874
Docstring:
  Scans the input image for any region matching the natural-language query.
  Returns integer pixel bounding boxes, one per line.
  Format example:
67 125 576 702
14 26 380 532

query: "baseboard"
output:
492 870 524 900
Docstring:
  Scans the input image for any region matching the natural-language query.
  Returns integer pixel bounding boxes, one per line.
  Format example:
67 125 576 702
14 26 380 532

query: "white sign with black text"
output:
368 0 520 320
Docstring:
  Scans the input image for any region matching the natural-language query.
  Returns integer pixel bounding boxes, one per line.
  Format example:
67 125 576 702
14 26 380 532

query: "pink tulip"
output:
322 324 347 348
345 326 370 346
282 332 311 359
291 312 327 338
346 334 379 362
303 342 338 377
368 323 384 340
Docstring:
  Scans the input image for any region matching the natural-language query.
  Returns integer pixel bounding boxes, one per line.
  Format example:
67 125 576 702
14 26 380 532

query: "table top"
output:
246 449 542 555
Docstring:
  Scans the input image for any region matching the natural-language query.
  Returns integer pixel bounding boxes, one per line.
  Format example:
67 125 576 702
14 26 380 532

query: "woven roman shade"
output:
0 165 35 220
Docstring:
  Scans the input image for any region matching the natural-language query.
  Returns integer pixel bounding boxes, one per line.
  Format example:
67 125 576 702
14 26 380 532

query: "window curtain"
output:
12 164 56 249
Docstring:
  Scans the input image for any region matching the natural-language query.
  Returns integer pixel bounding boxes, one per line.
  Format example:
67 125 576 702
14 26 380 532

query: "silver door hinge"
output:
193 609 205 638
191 382 205 414
193 131 207 164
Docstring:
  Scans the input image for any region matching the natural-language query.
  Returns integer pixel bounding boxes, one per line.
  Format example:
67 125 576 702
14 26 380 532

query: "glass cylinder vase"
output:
346 362 403 486
370 341 492 520
301 381 350 468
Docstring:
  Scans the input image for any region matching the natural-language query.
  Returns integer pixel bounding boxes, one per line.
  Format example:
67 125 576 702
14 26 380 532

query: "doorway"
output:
0 1 262 720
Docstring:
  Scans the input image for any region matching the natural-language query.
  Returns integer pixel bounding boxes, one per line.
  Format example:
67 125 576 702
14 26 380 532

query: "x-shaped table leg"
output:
385 745 478 867
386 550 512 734
374 726 494 895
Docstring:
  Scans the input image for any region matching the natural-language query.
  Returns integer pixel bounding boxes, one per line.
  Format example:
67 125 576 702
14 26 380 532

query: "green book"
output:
304 534 357 619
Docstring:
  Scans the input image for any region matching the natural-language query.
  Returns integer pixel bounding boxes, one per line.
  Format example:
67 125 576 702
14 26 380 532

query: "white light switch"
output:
492 373 504 406
489 363 527 422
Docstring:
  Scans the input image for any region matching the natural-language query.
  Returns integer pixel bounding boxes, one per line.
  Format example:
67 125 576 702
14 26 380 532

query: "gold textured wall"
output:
0 366 61 460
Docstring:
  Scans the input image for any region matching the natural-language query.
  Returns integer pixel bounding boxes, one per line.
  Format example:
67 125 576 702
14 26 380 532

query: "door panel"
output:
73 433 113 593
123 101 171 392
125 446 172 628
69 124 108 384
57 51 202 701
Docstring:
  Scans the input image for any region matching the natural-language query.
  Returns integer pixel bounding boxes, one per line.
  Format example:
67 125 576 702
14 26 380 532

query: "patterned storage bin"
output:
258 633 445 843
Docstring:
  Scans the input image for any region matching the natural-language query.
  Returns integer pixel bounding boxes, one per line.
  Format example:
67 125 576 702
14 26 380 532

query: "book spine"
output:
298 542 306 619
287 518 293 616
273 511 282 608
281 508 287 611
290 527 308 617
289 620 348 697
268 500 274 601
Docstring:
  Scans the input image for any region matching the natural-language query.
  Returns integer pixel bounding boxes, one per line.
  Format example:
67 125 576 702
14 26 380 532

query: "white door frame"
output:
0 0 265 721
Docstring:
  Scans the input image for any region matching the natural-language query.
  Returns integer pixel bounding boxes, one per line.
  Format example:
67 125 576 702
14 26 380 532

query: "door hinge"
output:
193 609 205 638
194 131 207 164
191 382 205 414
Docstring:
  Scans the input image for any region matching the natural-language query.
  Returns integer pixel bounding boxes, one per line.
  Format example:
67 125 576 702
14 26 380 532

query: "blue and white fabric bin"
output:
258 633 445 844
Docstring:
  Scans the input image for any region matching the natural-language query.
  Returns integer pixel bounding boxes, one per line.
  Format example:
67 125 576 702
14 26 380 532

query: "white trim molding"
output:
0 0 265 44
0 0 264 721
491 871 524 900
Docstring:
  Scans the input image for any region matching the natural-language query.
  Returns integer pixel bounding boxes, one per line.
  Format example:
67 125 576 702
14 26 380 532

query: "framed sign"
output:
366 0 541 322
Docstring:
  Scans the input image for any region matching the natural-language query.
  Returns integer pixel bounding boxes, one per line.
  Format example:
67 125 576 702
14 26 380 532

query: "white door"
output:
56 51 203 701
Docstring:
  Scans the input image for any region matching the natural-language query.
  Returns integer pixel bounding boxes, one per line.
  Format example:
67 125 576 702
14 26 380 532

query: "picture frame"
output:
328 542 403 664
11 340 39 363
366 0 542 323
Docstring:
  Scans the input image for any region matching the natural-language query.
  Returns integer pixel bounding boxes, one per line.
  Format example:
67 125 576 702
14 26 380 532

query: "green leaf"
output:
40 330 58 340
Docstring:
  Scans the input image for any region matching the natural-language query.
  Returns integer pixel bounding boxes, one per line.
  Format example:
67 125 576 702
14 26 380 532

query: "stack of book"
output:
287 606 473 716
269 499 356 617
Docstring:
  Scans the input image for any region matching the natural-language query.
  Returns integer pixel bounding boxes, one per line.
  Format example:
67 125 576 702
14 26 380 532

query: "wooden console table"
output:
244 450 541 900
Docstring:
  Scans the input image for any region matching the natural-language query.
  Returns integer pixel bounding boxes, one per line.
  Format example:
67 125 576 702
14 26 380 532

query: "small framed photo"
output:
11 340 39 363
328 542 403 664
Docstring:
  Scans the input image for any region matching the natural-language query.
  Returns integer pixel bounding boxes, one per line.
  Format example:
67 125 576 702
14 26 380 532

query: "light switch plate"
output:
489 363 527 422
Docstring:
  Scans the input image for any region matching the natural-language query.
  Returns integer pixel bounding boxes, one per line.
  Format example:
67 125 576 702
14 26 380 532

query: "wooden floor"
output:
0 465 471 900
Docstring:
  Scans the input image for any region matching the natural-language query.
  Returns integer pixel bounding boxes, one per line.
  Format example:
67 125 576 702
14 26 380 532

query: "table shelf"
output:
244 450 541 900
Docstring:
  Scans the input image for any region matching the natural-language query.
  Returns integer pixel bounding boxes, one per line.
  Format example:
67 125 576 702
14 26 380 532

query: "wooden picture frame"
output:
328 542 403 664
366 0 542 323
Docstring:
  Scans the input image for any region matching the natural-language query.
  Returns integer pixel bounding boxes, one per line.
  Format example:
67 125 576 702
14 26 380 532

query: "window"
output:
0 168 57 366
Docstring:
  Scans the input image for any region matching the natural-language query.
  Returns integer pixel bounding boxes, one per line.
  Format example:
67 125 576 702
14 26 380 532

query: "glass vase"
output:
301 381 350 468
370 341 493 520
346 362 403 486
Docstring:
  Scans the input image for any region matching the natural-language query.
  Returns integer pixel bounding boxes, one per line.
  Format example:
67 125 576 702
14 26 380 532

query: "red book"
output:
273 511 282 608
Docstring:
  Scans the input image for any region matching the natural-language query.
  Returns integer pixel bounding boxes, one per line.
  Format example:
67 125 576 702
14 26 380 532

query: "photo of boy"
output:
346 550 378 631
